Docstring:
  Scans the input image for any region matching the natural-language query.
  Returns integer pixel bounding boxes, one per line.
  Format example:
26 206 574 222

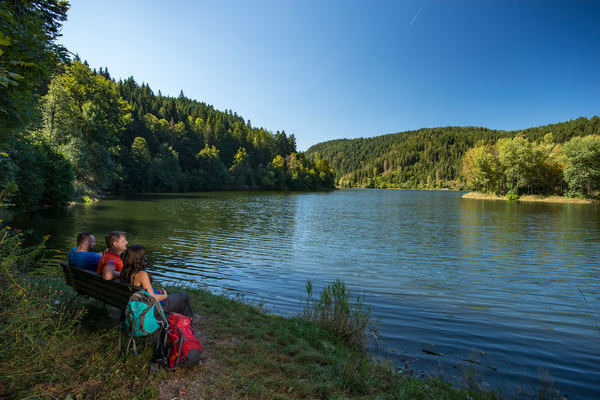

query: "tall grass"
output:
302 279 372 351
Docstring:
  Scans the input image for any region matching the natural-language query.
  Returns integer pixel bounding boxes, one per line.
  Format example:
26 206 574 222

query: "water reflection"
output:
456 198 600 396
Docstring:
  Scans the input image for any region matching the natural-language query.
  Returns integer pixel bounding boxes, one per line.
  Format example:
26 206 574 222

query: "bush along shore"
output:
0 233 502 399
462 191 599 204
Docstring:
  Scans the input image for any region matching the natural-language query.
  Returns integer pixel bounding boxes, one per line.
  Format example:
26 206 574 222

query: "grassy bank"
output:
1 262 502 400
462 191 598 204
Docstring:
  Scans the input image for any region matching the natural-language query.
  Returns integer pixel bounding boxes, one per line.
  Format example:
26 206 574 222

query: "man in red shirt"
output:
97 231 128 280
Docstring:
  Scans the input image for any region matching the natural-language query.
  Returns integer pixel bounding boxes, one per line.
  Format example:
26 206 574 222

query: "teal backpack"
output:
122 290 169 354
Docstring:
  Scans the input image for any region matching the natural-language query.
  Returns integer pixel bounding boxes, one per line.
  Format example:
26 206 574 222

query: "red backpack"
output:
166 313 202 369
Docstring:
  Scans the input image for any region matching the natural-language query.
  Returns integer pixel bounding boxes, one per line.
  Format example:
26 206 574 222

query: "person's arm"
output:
102 265 115 280
101 259 120 280
136 271 167 302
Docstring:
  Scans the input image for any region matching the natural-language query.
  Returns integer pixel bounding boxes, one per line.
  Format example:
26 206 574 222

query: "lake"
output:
9 189 600 398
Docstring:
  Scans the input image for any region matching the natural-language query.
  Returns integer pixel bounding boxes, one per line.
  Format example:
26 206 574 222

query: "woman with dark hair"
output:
121 244 196 319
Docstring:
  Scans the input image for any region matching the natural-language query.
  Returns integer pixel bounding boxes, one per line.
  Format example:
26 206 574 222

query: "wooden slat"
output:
60 262 144 310
73 281 129 301
74 280 132 299
78 287 124 309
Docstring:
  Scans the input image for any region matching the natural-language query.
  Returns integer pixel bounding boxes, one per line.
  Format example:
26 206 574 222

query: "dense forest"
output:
306 118 600 197
0 1 334 209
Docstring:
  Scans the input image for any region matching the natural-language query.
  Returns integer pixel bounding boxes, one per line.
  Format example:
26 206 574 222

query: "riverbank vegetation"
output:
0 1 334 210
0 228 502 399
461 192 598 204
306 118 600 199
461 134 600 198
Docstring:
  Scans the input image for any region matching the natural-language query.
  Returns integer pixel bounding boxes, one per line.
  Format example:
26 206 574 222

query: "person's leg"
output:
161 291 194 317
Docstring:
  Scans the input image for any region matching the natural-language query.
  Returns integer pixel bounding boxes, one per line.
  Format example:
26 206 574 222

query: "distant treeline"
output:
306 118 600 197
0 2 334 209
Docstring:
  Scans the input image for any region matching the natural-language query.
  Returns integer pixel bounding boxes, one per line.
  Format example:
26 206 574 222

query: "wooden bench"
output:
60 262 142 312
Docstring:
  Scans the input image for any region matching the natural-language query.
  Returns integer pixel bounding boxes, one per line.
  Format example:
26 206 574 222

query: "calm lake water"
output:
9 189 600 398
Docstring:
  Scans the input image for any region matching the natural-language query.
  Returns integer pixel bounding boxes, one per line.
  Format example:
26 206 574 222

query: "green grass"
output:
0 274 165 399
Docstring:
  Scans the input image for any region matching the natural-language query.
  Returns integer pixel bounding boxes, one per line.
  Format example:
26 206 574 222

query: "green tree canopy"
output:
0 0 69 137
562 135 600 196
41 61 132 194
229 147 253 189
131 136 151 165
196 144 227 190
461 144 500 192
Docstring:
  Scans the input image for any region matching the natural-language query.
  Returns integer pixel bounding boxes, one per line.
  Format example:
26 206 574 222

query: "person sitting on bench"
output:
68 232 102 272
97 231 128 280
120 244 197 320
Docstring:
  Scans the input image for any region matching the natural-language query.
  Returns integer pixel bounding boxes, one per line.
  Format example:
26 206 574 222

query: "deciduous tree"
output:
563 135 600 196
42 61 132 194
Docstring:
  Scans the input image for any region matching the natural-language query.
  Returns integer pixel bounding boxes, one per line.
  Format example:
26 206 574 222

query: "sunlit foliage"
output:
562 135 600 197
41 61 132 194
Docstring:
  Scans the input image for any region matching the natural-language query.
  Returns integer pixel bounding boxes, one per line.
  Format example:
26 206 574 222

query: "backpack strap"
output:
193 330 201 342
175 327 185 366
125 305 136 336
136 304 154 336
154 297 169 328
140 290 169 329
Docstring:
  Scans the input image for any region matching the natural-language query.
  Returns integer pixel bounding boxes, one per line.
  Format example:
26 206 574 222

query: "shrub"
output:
302 279 372 351
563 135 600 197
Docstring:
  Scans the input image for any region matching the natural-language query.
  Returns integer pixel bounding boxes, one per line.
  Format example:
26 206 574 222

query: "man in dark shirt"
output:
68 232 102 272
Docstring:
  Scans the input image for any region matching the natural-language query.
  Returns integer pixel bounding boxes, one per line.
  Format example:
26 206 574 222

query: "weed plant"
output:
302 279 372 351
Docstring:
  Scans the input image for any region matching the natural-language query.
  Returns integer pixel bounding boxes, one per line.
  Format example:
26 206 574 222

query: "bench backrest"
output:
60 262 143 311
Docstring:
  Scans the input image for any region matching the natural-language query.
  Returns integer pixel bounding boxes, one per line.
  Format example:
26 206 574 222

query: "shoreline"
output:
461 192 598 204
335 186 459 191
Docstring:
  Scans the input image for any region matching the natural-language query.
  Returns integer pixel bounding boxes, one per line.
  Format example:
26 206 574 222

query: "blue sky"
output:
59 0 600 150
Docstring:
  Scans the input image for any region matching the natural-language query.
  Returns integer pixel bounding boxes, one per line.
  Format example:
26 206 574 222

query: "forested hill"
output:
305 117 600 188
1 2 335 209
2 60 335 209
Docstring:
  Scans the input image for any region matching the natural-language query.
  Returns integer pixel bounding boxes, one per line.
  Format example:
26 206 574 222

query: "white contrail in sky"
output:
410 1 426 25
